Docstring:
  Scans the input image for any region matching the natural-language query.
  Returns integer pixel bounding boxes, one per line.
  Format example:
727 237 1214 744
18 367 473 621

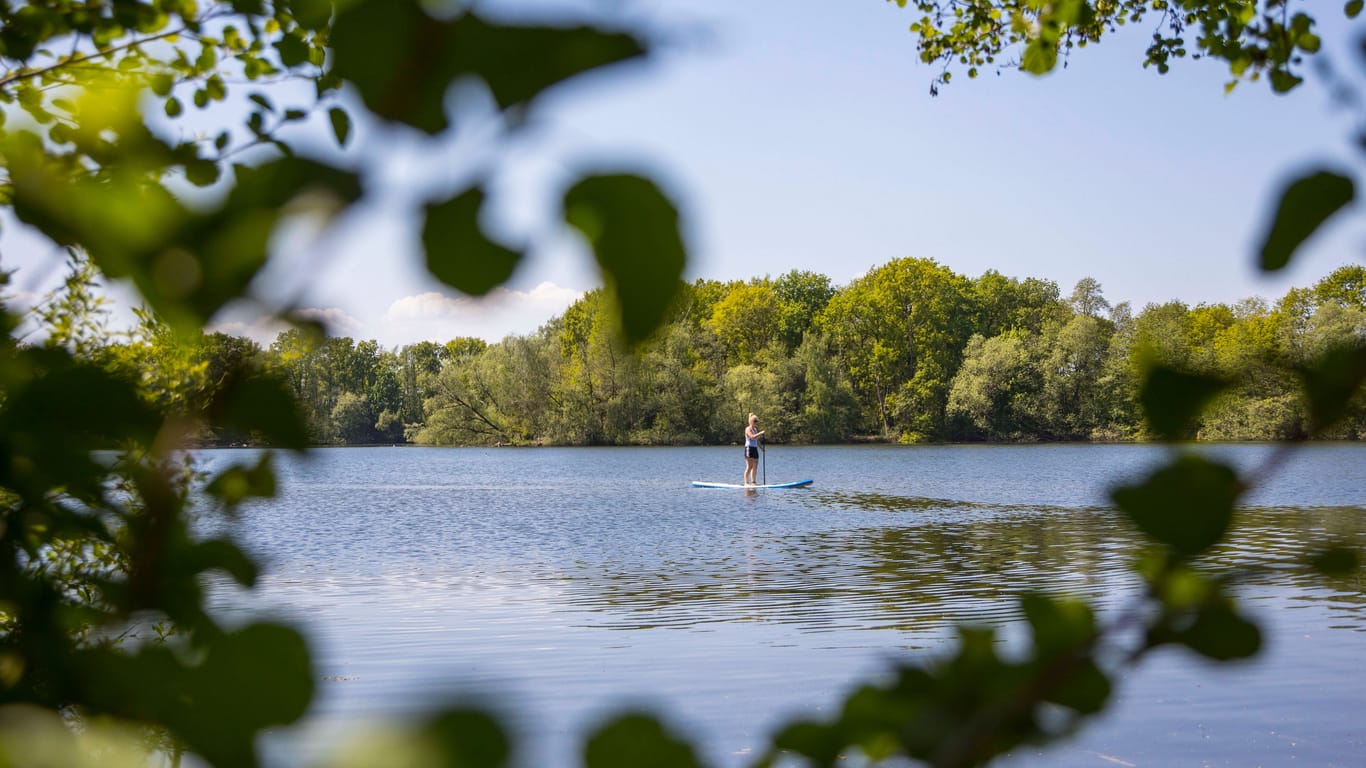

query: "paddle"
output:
761 437 766 485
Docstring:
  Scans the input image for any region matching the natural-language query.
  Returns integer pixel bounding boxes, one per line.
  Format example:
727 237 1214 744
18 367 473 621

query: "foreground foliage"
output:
888 0 1339 95
0 1 1362 767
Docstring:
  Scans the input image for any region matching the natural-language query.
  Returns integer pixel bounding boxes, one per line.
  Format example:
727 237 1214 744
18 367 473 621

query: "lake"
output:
200 444 1366 767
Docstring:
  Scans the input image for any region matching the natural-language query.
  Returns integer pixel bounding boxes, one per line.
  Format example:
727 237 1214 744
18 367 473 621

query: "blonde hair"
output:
748 413 757 422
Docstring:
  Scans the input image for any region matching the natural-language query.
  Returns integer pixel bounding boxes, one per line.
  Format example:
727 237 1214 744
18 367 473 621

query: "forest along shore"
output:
74 259 1366 448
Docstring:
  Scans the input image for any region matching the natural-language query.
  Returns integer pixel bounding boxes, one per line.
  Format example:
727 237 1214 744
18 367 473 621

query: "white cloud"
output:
209 306 363 346
293 307 364 338
382 281 584 345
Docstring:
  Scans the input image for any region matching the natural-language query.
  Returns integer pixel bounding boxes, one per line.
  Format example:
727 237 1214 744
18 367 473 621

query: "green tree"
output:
792 332 861 442
27 251 111 359
1129 301 1192 369
774 269 836 352
1313 265 1366 309
395 340 446 426
415 352 511 445
820 257 975 440
639 323 716 444
1068 277 1110 319
1184 303 1237 375
1038 313 1120 439
946 332 1040 440
330 391 376 444
971 270 1065 337
443 337 489 363
707 281 781 365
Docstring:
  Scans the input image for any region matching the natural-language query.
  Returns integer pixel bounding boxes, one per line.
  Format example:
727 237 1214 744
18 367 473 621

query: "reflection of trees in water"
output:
557 498 1366 636
1209 506 1366 629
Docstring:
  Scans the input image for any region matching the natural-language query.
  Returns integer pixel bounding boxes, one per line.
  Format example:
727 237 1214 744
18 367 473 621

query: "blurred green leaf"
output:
10 147 361 332
1140 366 1230 440
7 131 187 277
1269 70 1304 92
1153 565 1215 610
1021 593 1096 654
564 174 686 344
0 705 152 768
448 16 647 112
1308 545 1361 575
421 708 511 768
187 538 259 588
1045 658 1110 715
75 621 312 766
185 159 221 187
771 721 844 765
290 0 333 30
423 187 523 296
0 351 160 501
276 33 309 68
330 106 352 147
1022 39 1058 74
206 454 278 508
1112 455 1242 558
225 156 362 214
182 622 313 763
1349 0 1364 18
584 713 701 768
1301 344 1366 432
1258 170 1354 271
151 157 361 329
204 623 313 724
209 374 310 450
331 0 647 134
330 0 450 133
1179 603 1261 660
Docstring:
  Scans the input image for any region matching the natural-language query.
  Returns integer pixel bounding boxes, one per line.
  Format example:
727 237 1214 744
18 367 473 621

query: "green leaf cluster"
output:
887 0 1336 94
0 4 690 763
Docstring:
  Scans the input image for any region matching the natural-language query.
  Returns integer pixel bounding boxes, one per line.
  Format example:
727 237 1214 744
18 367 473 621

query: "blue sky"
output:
4 0 1362 346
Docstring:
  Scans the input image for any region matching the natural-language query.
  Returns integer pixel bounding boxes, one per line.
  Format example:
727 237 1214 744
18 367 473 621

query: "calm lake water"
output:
200 444 1366 767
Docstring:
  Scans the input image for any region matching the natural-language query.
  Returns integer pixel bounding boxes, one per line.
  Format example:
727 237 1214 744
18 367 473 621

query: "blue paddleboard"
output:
691 480 814 489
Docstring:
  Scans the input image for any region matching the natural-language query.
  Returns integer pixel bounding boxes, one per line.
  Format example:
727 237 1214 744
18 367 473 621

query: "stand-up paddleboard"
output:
691 479 813 489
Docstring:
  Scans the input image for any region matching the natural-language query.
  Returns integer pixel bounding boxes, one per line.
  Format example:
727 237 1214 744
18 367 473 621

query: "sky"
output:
3 0 1363 348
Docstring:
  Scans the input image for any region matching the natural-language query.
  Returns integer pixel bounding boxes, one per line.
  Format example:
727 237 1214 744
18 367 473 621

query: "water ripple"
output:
191 445 1366 768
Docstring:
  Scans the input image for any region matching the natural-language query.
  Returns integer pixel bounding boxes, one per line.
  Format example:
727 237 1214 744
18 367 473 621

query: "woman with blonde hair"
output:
743 413 765 485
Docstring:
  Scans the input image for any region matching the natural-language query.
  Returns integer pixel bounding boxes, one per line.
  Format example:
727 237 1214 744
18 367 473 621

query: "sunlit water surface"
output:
200 444 1366 767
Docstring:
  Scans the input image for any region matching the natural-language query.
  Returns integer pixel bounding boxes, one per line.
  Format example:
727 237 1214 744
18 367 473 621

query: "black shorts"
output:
746 446 759 459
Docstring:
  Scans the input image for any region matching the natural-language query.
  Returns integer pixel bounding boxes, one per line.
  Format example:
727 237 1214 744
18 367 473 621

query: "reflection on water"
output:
553 495 1366 636
197 445 1366 767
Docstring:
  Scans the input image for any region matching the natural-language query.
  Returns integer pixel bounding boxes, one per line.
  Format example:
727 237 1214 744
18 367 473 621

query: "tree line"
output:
73 258 1366 446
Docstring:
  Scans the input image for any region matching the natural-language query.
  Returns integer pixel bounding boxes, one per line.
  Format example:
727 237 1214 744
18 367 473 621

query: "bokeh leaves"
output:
423 188 523 297
891 0 1335 96
1139 366 1229 440
565 175 687 344
0 5 686 768
585 713 701 768
331 0 647 135
8 143 361 332
1259 170 1354 271
330 0 683 342
1113 455 1242 559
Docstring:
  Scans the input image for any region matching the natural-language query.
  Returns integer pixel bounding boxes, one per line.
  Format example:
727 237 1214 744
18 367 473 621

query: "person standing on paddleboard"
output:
744 413 765 485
